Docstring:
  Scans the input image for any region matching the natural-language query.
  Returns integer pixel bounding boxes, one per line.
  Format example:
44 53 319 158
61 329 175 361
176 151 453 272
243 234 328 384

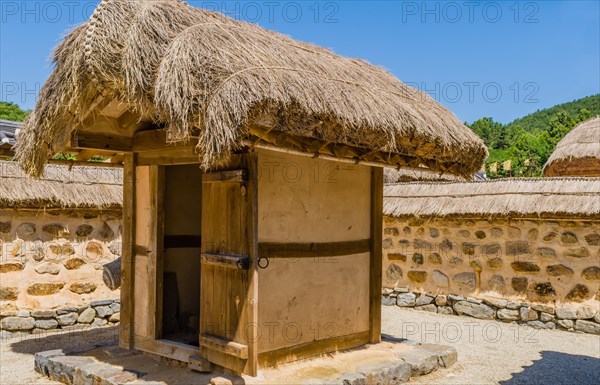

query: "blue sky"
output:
1 0 598 124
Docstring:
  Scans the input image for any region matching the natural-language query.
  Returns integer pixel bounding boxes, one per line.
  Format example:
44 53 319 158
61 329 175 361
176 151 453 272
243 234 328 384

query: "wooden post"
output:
120 153 136 349
369 166 383 343
245 152 259 375
148 166 165 339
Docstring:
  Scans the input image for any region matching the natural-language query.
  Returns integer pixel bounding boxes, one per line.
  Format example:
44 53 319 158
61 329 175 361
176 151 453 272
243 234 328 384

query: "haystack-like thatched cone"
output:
15 0 486 177
544 116 600 177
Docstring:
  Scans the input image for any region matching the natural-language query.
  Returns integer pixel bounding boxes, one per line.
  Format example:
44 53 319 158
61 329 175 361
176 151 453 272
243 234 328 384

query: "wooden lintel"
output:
200 335 249 359
202 169 247 183
258 239 371 259
71 131 132 152
132 129 196 152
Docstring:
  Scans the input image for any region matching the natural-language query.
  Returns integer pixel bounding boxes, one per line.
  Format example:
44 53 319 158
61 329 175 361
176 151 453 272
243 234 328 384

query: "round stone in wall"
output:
581 266 600 281
0 287 19 301
428 253 442 265
42 224 70 237
385 264 403 282
546 264 574 277
584 233 600 246
69 282 97 294
407 271 427 283
17 223 36 237
0 221 11 234
76 224 94 237
560 232 579 244
452 272 476 290
533 282 556 299
98 222 115 241
35 263 61 275
64 257 86 270
566 284 590 302
488 275 506 292
511 277 528 293
27 283 65 296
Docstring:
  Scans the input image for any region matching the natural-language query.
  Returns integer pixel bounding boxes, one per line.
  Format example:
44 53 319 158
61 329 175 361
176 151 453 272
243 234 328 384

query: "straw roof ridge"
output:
16 0 487 177
0 160 122 209
383 177 600 218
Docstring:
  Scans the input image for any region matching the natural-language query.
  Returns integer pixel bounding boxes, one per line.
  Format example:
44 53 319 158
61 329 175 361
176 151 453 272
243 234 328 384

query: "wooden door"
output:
199 154 258 375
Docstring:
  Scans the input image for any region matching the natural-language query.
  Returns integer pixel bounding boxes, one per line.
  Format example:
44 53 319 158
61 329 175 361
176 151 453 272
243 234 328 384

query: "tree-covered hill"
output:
468 94 600 178
0 102 30 122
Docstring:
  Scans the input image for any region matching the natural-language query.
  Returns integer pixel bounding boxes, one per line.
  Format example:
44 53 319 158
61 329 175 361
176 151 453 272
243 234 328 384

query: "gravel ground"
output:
1 309 599 385
0 326 118 385
382 306 600 385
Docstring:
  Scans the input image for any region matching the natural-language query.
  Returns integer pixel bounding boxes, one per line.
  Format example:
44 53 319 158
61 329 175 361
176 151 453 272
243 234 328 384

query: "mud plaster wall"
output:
382 217 600 304
0 209 121 312
257 149 371 353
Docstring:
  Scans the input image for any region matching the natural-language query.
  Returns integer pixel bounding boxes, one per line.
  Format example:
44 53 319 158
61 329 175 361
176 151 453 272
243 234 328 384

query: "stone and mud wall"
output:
382 216 600 334
0 209 121 334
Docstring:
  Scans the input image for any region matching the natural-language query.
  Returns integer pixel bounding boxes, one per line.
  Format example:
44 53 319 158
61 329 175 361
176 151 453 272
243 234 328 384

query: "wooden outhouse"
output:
15 0 486 376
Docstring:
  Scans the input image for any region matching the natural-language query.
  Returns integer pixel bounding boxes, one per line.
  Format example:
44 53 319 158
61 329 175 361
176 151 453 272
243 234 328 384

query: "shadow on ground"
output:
6 326 119 355
500 351 600 385
6 326 246 385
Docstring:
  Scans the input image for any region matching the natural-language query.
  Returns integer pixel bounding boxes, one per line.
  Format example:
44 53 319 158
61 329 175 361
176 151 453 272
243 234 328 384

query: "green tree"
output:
0 102 30 122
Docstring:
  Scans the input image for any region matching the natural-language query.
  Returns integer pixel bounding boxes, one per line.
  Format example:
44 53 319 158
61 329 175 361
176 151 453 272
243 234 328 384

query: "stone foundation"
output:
383 289 600 335
0 298 120 338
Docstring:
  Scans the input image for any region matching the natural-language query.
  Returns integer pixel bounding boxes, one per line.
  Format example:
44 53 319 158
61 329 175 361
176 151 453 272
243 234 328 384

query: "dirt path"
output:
382 306 600 384
1 309 599 384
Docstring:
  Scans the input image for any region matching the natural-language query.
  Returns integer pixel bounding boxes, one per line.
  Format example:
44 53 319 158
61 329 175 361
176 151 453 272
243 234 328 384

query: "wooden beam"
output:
258 239 371 259
245 152 259 376
200 335 249 360
119 153 136 350
369 166 383 343
75 149 97 161
202 169 247 183
136 147 198 166
132 129 196 152
164 235 202 249
71 131 132 152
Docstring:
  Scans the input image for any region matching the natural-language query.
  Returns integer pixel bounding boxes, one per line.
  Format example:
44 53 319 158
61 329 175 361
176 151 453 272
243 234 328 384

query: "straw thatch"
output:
384 178 600 219
383 168 468 183
15 0 486 177
0 160 122 209
544 116 600 177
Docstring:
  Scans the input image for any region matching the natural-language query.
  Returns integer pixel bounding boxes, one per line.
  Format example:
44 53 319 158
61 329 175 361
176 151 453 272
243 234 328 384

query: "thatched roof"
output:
384 178 600 219
544 117 600 177
15 0 486 177
0 160 122 209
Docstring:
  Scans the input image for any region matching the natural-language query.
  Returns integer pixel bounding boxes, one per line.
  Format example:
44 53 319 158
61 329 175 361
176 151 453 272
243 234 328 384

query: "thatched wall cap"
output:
0 160 122 209
384 177 600 218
